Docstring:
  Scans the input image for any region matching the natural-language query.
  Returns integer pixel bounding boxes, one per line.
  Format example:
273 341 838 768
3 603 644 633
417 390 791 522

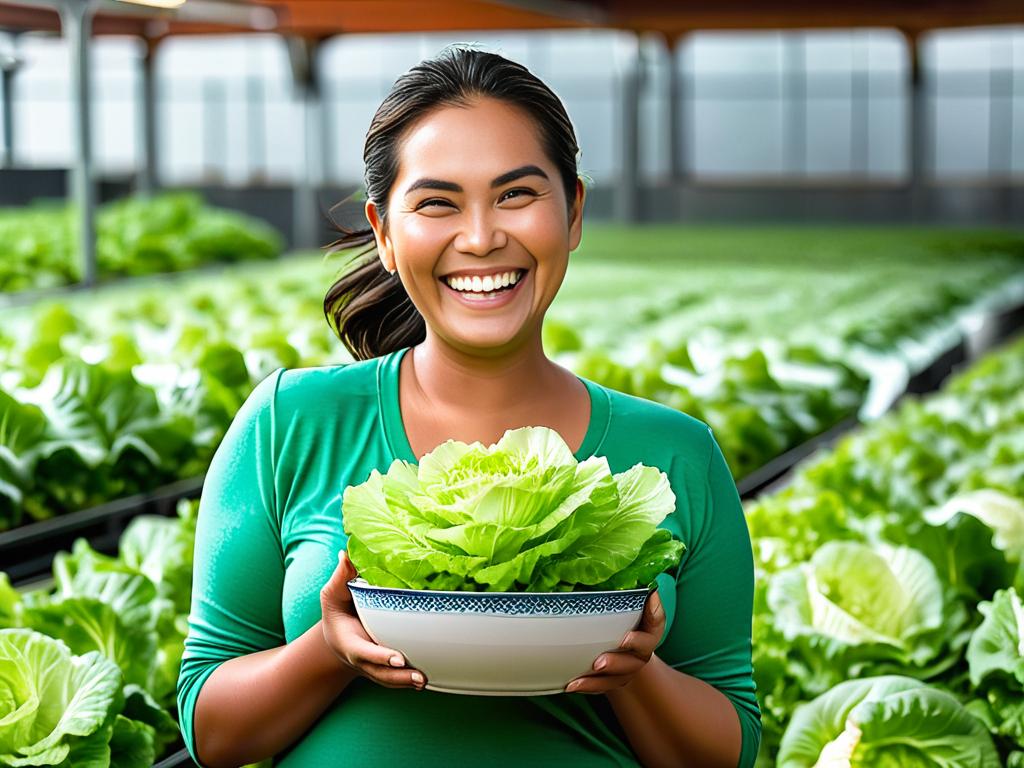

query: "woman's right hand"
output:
320 549 426 691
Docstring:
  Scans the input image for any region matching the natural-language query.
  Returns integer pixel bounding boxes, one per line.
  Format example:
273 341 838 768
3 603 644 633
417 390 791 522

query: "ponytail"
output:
322 193 426 362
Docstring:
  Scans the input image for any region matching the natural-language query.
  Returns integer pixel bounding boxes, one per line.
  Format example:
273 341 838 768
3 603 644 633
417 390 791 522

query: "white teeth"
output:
445 269 524 293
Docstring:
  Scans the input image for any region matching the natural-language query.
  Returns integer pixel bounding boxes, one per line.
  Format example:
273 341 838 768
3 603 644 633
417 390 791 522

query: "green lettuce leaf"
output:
343 426 682 591
968 588 1024 688
777 675 1000 767
0 629 122 767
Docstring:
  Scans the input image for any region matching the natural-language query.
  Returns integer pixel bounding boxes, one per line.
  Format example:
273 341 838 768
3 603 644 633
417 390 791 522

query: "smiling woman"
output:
177 45 761 768
322 54 583 364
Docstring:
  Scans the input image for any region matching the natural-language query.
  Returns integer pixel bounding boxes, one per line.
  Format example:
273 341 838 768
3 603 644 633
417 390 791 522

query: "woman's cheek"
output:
509 207 566 258
396 217 454 273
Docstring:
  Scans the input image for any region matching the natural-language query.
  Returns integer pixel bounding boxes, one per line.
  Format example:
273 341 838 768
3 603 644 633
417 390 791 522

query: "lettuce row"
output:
748 336 1024 765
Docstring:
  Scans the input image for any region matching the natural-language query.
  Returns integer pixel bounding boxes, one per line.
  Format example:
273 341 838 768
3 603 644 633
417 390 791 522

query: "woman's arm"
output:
193 619 357 768
610 429 759 767
179 371 425 767
565 428 760 767
605 655 741 768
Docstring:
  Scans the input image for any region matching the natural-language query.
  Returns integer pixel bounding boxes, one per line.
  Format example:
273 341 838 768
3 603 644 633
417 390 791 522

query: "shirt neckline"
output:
377 345 610 464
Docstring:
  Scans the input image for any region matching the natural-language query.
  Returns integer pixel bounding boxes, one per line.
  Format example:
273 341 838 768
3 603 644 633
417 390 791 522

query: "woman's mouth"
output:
438 268 528 308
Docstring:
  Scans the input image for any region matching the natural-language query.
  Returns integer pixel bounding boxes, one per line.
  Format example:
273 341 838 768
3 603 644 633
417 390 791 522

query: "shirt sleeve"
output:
657 429 762 768
176 368 287 766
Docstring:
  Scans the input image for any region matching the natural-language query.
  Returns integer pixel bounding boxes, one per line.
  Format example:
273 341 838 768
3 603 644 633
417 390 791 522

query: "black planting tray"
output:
2 475 205 586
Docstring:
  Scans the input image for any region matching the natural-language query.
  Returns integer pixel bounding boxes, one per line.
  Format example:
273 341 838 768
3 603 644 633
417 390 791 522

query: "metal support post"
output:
906 32 928 223
246 75 266 182
287 36 324 251
59 0 97 287
667 34 685 183
138 36 159 195
1 33 21 169
616 34 642 224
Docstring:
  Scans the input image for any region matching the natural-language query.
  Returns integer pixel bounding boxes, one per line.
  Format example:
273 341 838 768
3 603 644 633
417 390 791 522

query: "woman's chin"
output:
439 317 536 355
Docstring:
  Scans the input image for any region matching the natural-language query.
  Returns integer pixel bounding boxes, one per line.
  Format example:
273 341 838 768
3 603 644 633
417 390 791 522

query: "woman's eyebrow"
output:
404 165 549 195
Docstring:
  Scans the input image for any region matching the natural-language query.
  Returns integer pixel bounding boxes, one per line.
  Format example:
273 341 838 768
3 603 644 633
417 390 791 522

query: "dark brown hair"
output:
323 44 582 361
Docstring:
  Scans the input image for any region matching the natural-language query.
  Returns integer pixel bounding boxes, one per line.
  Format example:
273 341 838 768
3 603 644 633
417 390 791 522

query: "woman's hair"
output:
323 44 582 361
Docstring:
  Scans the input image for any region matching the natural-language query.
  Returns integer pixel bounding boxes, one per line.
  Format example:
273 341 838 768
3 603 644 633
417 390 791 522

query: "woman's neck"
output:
397 331 591 460
406 333 567 416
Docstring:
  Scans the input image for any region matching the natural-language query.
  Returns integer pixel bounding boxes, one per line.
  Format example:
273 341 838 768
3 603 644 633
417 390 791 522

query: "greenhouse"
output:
0 1 1023 766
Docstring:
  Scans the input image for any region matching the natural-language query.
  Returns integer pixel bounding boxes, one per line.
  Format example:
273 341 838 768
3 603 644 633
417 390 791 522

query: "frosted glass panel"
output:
933 97 990 175
691 32 783 74
867 98 906 176
2 27 1019 185
806 100 854 174
692 99 784 176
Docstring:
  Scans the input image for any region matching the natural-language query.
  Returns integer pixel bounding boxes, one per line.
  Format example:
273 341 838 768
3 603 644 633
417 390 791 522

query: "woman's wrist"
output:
319 620 361 684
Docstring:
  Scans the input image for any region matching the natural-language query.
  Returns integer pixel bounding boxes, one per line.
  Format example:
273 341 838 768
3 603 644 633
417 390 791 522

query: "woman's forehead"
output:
394 101 549 185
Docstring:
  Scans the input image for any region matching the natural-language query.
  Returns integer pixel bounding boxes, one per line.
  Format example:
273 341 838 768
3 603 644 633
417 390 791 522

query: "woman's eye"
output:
417 198 452 210
500 188 534 202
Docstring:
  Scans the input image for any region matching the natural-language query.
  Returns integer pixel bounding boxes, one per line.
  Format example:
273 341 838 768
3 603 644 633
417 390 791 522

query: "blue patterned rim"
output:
347 579 653 616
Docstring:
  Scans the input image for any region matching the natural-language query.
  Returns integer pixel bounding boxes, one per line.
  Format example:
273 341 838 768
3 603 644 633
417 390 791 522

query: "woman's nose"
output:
454 207 508 257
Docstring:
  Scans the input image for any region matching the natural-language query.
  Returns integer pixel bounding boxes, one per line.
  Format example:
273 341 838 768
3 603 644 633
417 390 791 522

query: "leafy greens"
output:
342 426 684 592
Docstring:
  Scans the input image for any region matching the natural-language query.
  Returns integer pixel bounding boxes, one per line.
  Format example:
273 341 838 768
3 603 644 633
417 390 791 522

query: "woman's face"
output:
366 97 585 356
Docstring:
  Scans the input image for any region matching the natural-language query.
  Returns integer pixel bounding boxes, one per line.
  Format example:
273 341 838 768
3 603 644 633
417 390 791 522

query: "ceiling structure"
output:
0 0 1022 40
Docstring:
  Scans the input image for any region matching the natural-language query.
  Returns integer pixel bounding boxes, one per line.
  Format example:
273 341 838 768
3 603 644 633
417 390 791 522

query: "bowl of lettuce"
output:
342 426 684 695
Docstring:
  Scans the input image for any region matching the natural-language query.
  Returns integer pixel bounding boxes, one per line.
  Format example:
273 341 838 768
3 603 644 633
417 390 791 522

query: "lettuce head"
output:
342 426 684 591
777 675 1001 767
0 628 121 767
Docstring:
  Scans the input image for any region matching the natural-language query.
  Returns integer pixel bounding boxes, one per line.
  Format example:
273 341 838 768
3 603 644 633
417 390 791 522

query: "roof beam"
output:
608 0 1024 36
477 0 608 25
0 0 278 34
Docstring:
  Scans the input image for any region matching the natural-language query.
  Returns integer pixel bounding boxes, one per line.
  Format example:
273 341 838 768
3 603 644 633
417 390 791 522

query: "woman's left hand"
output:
564 589 665 695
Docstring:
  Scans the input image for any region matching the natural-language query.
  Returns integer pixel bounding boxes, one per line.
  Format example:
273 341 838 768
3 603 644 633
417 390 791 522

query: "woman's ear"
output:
365 199 396 273
568 178 586 252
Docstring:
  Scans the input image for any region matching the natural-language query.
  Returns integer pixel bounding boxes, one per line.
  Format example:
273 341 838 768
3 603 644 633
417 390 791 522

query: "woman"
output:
177 46 760 768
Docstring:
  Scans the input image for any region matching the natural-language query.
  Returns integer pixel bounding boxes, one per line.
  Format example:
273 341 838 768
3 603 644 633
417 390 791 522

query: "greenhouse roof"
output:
1 0 1022 39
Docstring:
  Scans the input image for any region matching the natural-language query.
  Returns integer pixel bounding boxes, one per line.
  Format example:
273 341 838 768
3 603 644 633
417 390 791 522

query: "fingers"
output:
339 549 358 578
620 591 665 658
344 633 425 689
320 552 426 691
589 649 647 678
323 615 427 690
565 642 658 693
320 550 357 608
359 663 426 690
565 673 634 694
638 590 665 633
346 630 407 669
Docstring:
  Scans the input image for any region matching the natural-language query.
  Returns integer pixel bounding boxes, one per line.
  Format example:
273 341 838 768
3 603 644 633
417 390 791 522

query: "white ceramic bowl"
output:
348 578 652 696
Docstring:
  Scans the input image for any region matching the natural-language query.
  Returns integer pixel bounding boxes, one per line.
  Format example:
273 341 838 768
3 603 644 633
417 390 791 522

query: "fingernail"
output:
411 672 424 684
389 655 404 667
566 681 580 692
594 657 607 671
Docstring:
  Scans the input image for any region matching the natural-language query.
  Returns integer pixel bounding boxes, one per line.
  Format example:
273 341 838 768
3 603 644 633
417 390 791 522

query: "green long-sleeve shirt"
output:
177 345 761 767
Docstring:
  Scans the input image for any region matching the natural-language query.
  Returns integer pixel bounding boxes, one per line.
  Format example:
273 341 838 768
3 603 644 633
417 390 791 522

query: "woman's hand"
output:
564 589 665 695
320 549 426 691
